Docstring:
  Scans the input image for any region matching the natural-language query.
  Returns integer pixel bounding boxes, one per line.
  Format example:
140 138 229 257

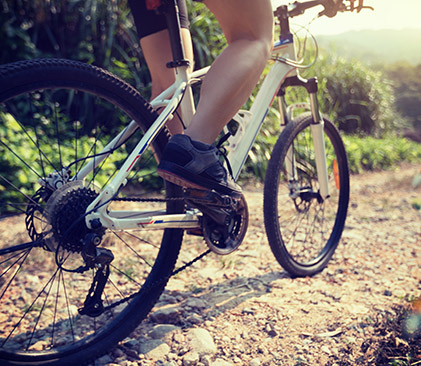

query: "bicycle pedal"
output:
186 227 204 237
184 188 235 208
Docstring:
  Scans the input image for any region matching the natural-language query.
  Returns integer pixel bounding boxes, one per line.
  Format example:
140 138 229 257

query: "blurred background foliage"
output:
1 0 421 181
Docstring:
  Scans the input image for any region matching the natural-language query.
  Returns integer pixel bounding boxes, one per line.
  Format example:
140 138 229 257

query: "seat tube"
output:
163 0 187 65
309 91 330 199
162 0 194 126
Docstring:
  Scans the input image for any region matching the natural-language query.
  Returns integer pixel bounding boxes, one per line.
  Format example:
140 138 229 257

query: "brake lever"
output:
354 0 374 12
358 5 374 12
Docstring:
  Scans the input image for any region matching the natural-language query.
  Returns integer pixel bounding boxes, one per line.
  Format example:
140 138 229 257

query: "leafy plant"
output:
306 52 406 136
343 135 421 174
384 62 421 133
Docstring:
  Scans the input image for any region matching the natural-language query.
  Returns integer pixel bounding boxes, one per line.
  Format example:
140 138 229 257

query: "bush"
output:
307 53 406 136
0 0 149 92
384 62 421 133
343 135 421 174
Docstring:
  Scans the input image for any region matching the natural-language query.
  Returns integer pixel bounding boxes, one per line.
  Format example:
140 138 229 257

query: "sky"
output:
271 0 421 35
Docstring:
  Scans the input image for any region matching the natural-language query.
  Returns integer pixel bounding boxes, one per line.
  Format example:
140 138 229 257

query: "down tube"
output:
86 81 187 217
229 61 296 180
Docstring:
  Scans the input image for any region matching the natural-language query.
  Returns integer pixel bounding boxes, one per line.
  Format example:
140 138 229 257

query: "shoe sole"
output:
157 169 205 190
157 162 242 198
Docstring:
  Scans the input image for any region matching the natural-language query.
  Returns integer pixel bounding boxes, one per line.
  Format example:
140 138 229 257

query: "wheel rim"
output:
277 122 347 267
0 84 173 359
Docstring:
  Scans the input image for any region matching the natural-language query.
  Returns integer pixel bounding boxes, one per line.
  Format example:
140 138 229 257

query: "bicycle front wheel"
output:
264 113 349 277
0 59 184 365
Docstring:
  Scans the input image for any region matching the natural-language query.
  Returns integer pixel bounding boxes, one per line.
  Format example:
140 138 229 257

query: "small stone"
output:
211 359 233 366
96 354 113 364
249 358 261 366
149 324 180 339
264 324 277 337
168 352 178 360
384 290 393 296
186 313 203 324
150 306 180 324
29 340 48 351
173 333 185 343
185 298 208 311
124 347 140 359
186 328 217 356
321 345 331 354
201 355 212 366
139 339 170 360
183 351 200 366
346 336 357 344
162 362 178 366
123 338 139 348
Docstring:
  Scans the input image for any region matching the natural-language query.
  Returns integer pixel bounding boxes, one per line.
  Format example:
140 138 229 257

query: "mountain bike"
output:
0 0 372 364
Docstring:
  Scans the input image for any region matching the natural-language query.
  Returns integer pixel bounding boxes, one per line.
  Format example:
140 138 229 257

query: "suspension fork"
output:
309 90 330 200
279 76 330 200
277 92 298 183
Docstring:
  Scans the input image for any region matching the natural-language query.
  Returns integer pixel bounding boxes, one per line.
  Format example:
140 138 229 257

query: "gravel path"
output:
8 164 417 366
95 163 421 366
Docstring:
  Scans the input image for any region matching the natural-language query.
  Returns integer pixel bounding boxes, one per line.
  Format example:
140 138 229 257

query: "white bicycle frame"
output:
83 33 330 232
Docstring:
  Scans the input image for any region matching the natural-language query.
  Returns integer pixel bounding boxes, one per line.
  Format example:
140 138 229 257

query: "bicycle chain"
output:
112 196 185 203
101 194 210 313
103 249 211 312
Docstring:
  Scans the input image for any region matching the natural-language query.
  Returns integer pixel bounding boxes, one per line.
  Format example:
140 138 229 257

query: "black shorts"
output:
128 0 190 39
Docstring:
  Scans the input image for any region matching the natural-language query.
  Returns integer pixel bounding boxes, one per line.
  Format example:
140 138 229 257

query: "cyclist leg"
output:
184 0 274 143
158 0 273 195
129 0 194 135
141 29 194 134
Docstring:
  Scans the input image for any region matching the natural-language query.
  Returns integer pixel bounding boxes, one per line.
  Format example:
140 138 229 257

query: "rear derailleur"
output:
184 189 248 255
78 233 114 318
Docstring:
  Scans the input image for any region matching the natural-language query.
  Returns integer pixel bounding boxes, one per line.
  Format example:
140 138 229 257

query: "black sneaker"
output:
157 134 242 197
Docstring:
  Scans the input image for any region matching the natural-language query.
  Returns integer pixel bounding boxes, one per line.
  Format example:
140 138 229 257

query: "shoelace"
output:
215 132 234 178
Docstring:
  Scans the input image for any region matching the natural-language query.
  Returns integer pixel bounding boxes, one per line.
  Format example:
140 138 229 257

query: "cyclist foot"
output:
157 134 242 197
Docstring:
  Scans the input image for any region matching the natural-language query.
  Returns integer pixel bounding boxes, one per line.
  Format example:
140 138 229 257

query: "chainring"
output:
202 194 248 255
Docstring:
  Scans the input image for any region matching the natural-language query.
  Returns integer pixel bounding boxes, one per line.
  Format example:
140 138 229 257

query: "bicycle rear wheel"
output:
264 113 349 277
0 59 184 365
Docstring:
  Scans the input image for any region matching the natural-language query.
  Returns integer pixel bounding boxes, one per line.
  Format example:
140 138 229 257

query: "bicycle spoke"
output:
111 231 155 266
0 58 183 363
0 250 31 300
5 99 61 180
120 230 155 247
61 270 76 343
25 271 57 351
53 102 64 171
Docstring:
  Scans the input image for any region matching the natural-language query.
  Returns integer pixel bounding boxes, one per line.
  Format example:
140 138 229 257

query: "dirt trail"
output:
99 163 420 366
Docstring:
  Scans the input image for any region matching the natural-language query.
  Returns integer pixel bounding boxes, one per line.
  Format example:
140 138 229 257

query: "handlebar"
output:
285 0 373 19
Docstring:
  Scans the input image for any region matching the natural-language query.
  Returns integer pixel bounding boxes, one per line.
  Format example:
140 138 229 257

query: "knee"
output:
253 33 274 68
261 33 274 60
229 28 273 64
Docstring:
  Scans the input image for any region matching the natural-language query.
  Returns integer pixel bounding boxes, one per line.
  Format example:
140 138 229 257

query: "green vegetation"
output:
1 0 420 192
313 54 406 136
384 62 421 133
343 135 421 174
